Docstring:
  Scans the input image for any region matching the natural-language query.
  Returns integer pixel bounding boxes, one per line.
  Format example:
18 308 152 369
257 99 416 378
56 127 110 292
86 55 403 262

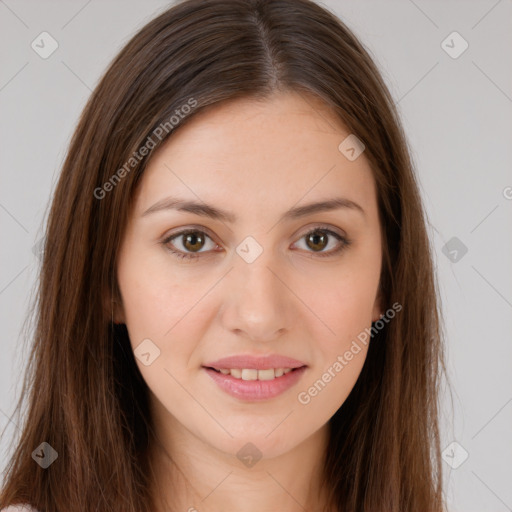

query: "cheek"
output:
296 274 373 415
306 264 379 344
117 245 219 386
117 242 199 338
116 258 203 399
297 260 379 404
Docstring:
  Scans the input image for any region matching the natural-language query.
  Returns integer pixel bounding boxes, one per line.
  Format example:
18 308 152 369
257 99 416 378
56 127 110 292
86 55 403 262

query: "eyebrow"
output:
141 195 365 222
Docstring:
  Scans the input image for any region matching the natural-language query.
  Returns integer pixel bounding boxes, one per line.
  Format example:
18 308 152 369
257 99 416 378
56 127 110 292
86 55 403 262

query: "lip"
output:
203 366 307 401
203 354 307 370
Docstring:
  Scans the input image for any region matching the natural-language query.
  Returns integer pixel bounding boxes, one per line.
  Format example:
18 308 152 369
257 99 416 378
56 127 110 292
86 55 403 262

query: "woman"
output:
0 0 448 510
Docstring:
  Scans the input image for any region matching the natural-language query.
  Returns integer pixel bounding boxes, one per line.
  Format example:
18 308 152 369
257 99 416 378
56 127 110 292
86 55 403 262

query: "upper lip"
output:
203 354 307 370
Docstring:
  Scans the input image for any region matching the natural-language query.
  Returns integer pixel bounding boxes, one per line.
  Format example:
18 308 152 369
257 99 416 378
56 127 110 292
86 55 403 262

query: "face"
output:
115 90 383 460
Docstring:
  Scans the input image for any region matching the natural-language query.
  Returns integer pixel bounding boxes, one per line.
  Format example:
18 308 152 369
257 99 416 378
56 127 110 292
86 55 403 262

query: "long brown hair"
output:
0 0 448 510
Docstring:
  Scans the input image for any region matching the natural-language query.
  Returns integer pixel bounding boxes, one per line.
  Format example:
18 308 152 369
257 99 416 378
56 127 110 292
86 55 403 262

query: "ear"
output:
371 286 384 323
102 285 126 325
112 298 126 324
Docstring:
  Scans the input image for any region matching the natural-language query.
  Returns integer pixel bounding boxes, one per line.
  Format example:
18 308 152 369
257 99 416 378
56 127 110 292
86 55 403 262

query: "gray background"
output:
1 1 511 510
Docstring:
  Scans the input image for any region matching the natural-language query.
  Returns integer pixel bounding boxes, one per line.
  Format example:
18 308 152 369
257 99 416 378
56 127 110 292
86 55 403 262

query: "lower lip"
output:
203 366 307 401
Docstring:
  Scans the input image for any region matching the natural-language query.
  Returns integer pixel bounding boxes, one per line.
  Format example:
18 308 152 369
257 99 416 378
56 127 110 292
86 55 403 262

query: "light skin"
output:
114 90 383 512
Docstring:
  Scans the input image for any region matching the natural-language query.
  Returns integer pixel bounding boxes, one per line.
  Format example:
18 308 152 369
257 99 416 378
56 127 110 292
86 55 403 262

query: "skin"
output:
115 90 383 512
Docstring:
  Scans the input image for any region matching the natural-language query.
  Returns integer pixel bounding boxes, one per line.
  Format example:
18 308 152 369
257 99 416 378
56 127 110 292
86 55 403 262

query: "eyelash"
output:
161 225 352 262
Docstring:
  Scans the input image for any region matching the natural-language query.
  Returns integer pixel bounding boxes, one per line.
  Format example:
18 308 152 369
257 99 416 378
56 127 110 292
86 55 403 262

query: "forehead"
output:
133 91 378 224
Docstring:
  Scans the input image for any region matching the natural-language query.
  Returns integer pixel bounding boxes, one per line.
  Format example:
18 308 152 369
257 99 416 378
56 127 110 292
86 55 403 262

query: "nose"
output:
219 251 293 343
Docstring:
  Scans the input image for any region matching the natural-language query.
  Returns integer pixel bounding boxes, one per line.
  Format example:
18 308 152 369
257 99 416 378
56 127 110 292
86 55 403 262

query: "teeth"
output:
256 369 275 381
242 369 258 381
214 367 297 380
230 368 242 379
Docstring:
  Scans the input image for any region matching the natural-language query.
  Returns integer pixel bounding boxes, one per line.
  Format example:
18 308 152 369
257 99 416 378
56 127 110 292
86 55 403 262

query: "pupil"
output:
308 231 327 251
182 231 329 253
184 233 203 252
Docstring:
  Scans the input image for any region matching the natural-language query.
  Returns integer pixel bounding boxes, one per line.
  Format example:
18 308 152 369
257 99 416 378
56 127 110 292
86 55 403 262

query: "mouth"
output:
202 365 308 401
203 366 306 381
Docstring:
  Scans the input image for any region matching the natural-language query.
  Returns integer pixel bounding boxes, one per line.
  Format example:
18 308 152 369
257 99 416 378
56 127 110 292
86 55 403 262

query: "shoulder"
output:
1 506 39 512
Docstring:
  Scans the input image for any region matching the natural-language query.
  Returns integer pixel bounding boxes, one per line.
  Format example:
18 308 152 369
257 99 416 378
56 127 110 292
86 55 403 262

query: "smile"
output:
208 367 296 380
203 366 307 401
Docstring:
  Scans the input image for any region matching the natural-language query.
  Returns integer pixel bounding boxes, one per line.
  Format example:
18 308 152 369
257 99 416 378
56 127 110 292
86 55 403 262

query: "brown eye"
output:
294 227 351 258
181 232 206 252
305 230 329 252
163 229 217 260
163 225 351 262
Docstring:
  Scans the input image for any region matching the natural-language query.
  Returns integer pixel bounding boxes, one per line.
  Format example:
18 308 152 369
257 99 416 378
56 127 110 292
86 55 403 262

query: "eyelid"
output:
162 224 218 243
291 224 351 258
162 223 346 242
294 222 347 239
161 223 351 259
161 225 220 254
